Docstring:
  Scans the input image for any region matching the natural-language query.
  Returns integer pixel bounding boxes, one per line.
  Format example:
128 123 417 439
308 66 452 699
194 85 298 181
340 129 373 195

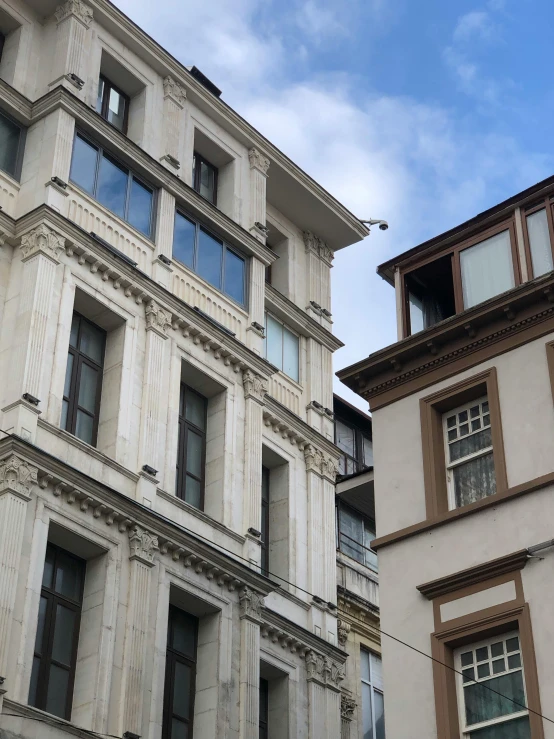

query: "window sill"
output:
2 698 90 738
336 549 379 580
270 369 303 392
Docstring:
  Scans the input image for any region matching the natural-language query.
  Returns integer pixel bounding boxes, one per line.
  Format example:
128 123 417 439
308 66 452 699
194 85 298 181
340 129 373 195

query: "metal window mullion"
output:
34 589 56 710
464 710 529 734
446 445 493 470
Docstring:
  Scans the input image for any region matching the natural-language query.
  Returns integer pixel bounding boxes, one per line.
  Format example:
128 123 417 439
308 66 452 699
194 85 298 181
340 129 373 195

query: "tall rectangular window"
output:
193 152 218 204
0 109 24 179
526 207 554 278
361 650 385 739
460 230 514 309
162 605 198 739
29 544 85 720
61 313 106 447
176 383 207 509
454 632 530 738
335 417 372 476
444 397 495 509
70 132 155 237
96 75 129 134
259 678 269 739
337 501 377 570
261 466 270 576
264 313 299 383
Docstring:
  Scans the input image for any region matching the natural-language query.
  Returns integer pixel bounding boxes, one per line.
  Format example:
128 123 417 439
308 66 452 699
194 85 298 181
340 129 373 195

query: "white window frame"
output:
454 630 529 737
361 649 385 739
443 395 493 510
264 312 300 383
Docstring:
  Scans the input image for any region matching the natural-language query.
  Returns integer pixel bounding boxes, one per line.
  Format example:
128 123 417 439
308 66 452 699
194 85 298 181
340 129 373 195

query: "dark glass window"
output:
259 678 269 739
96 75 129 134
61 312 106 447
335 417 372 476
261 467 270 576
176 384 207 509
70 132 155 237
162 605 198 739
337 501 378 570
173 211 247 306
29 544 85 720
192 152 217 204
0 109 24 179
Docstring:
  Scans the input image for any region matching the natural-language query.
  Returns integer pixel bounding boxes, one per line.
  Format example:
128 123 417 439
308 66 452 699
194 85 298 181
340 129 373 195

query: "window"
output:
29 544 85 720
173 210 247 305
70 132 155 238
259 678 269 739
455 632 530 738
335 417 373 476
361 650 385 739
524 200 554 279
176 383 207 509
162 605 198 739
61 313 106 447
444 397 495 509
460 230 514 309
261 466 270 576
337 501 377 570
264 313 299 382
0 109 24 179
193 152 218 204
96 75 129 134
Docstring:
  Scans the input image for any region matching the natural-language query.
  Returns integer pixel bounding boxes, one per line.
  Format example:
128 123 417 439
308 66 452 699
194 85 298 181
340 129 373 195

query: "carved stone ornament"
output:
248 148 270 175
341 693 356 722
239 586 264 622
145 300 173 337
128 524 159 566
55 0 93 26
242 369 268 403
0 455 38 500
305 650 345 690
163 76 187 108
20 224 65 264
303 231 334 266
337 619 351 646
304 444 338 482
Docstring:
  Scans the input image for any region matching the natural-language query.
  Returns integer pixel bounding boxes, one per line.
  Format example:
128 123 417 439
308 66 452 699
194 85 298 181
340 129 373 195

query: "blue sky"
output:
114 0 554 408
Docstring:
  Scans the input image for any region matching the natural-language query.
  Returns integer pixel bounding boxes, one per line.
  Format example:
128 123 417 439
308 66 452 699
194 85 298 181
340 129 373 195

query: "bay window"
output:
361 649 385 739
264 313 299 382
335 417 372 476
70 132 155 238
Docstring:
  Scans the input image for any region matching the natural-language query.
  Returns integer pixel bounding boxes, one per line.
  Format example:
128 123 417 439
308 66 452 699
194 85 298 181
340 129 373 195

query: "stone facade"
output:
0 2 367 739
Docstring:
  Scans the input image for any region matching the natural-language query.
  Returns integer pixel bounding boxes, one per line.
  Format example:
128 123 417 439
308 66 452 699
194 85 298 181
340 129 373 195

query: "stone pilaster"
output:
138 301 172 483
248 149 270 242
340 692 356 739
303 231 334 317
50 1 93 93
239 587 264 739
160 77 187 173
242 370 268 541
153 189 176 289
119 525 158 737
0 456 37 680
246 257 266 355
306 651 345 739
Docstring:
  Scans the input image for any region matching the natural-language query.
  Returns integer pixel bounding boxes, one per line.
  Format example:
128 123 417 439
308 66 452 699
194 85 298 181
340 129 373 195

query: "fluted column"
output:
248 149 270 242
239 587 264 739
340 693 356 739
242 371 268 542
153 189 176 289
303 231 334 320
306 651 345 739
50 1 93 93
118 525 158 738
0 456 37 682
246 257 266 355
160 77 187 173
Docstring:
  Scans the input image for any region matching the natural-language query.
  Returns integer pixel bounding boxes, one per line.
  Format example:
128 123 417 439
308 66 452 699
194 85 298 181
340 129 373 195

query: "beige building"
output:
0 1 369 738
339 177 554 739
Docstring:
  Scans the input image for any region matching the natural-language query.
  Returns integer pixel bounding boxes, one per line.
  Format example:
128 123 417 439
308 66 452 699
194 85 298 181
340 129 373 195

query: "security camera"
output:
378 221 389 231
360 218 389 232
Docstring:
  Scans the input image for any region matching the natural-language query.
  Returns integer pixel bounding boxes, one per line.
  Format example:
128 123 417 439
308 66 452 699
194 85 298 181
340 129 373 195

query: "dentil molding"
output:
55 0 93 26
163 76 187 108
248 148 270 175
0 454 38 500
20 224 65 264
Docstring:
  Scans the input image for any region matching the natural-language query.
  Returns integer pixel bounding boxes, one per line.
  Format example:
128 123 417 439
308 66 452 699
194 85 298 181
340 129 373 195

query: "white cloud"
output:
453 10 495 43
295 0 345 41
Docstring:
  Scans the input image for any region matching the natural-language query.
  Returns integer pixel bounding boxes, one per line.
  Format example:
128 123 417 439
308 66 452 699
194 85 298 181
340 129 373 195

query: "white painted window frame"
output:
264 311 300 383
360 648 384 738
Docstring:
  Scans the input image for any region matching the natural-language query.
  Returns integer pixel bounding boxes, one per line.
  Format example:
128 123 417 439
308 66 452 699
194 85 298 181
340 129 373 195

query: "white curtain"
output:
460 231 514 309
527 209 553 277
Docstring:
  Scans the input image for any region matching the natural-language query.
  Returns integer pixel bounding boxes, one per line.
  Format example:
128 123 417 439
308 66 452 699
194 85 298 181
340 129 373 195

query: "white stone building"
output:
0 2 368 738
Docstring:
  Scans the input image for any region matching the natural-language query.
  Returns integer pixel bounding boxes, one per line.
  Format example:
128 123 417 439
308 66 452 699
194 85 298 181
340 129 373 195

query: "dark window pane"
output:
506 637 520 652
70 135 98 195
199 160 216 203
453 452 496 508
171 718 188 739
97 153 127 219
464 670 526 725
0 112 21 177
128 178 153 236
468 716 530 739
78 363 99 414
339 507 364 564
197 229 223 289
79 320 104 363
374 690 385 739
171 610 197 657
336 420 355 457
185 390 205 429
461 651 474 666
224 250 245 304
70 314 79 348
185 431 203 478
54 550 83 600
75 410 94 445
28 656 41 706
96 78 104 114
174 213 196 268
107 87 126 132
51 605 77 666
172 661 191 719
185 476 201 508
42 547 55 589
45 663 70 718
63 354 74 398
34 596 48 654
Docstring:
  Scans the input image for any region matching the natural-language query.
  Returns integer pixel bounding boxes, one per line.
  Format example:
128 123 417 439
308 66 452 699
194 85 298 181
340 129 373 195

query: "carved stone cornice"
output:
303 231 334 266
145 300 172 338
243 369 268 403
341 692 356 722
337 619 351 646
128 524 159 567
304 444 338 482
54 0 93 26
305 650 345 691
239 586 264 623
0 455 38 501
248 148 270 175
163 76 187 108
20 224 65 264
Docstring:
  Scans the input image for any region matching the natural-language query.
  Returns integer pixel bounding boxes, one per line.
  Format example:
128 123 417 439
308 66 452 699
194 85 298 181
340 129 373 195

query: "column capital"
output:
248 148 270 175
306 651 345 692
239 586 264 623
20 224 65 264
128 524 159 566
303 231 334 266
304 444 338 482
242 369 268 403
54 0 93 27
163 76 187 108
145 300 172 338
340 692 356 722
0 454 38 501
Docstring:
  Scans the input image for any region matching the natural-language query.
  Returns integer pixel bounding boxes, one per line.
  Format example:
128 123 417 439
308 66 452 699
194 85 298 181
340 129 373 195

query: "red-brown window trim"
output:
521 196 554 280
420 367 507 519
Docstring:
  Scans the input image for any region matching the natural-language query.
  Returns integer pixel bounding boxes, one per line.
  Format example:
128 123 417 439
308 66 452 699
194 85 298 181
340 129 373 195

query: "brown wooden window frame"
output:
162 604 198 739
62 312 106 448
259 677 269 739
192 152 218 206
521 196 554 280
176 383 208 509
96 74 130 134
261 466 270 576
29 543 86 720
401 219 521 337
420 368 507 520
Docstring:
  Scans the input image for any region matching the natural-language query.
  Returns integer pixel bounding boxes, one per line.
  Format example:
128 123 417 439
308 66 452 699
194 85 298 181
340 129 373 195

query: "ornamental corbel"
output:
341 692 356 721
239 586 264 623
242 369 268 403
163 76 187 108
20 224 65 264
248 148 270 175
54 0 93 27
128 524 159 566
145 300 173 338
337 619 351 646
0 455 38 501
